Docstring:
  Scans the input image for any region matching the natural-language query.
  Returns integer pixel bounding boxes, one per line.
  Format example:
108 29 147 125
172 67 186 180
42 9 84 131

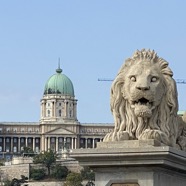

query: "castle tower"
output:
40 64 80 152
40 64 78 123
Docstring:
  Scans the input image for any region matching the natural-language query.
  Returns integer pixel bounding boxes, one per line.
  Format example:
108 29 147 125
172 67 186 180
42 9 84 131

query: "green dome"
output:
44 67 74 96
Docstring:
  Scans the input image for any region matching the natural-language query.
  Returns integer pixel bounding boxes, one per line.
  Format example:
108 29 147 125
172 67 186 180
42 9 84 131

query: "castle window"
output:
48 110 50 117
21 138 24 143
36 139 39 143
59 103 61 106
0 128 2 133
13 146 17 152
6 138 10 143
0 138 2 143
0 146 2 152
48 103 50 106
51 138 55 143
59 109 61 117
13 138 17 143
28 138 32 143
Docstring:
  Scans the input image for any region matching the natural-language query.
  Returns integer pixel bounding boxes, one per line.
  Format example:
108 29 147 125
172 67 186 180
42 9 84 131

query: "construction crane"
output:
98 78 186 84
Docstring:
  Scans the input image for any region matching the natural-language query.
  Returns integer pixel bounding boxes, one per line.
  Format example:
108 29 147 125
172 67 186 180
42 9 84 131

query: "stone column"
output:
11 137 13 152
56 137 58 152
93 138 95 148
52 102 54 117
48 137 50 150
74 101 77 119
18 137 20 153
65 101 68 118
64 137 66 149
25 137 28 147
85 138 88 149
45 137 47 151
75 138 77 149
3 137 6 152
54 101 56 117
71 138 74 149
41 136 45 152
42 100 46 118
33 137 35 152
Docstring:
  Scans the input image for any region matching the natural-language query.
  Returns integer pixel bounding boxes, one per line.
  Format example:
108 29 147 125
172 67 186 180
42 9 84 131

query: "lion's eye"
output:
130 76 136 82
151 77 158 82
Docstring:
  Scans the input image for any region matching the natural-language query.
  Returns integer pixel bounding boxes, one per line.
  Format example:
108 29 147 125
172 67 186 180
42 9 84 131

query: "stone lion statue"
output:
103 49 186 150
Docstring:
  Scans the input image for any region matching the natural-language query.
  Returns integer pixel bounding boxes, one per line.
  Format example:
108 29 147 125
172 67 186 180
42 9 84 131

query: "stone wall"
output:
0 159 83 184
12 156 33 165
28 182 64 186
0 164 29 180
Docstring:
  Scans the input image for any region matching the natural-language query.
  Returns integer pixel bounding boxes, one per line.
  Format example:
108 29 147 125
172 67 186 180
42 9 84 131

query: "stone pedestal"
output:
71 140 186 186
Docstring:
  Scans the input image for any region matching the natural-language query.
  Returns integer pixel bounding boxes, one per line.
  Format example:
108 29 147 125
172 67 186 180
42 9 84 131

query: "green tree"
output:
33 150 58 176
81 167 95 181
64 172 83 186
21 146 34 157
30 168 46 180
3 179 11 186
52 164 68 180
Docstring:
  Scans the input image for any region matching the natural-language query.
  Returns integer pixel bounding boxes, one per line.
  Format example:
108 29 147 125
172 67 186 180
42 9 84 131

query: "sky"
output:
0 1 186 123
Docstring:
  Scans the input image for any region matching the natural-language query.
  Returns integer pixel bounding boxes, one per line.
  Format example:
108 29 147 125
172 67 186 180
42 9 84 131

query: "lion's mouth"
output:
132 98 153 107
131 97 154 118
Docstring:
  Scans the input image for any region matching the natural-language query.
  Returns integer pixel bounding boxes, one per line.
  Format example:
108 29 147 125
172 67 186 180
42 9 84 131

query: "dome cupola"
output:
44 65 74 97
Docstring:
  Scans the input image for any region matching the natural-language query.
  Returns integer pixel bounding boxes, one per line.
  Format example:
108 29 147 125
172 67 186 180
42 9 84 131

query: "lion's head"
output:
104 49 179 147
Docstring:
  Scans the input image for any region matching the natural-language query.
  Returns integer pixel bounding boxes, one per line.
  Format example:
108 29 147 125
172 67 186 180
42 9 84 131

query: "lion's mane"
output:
104 49 179 147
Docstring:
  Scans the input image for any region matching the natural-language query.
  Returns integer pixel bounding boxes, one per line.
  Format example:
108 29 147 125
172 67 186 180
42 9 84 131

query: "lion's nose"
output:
136 85 150 91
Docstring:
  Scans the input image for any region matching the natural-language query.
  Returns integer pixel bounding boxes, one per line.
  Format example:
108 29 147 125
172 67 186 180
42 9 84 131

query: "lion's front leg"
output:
103 131 130 142
139 129 169 145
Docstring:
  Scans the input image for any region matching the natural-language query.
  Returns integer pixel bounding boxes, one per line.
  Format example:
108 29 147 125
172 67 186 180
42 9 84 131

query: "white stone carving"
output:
103 49 186 150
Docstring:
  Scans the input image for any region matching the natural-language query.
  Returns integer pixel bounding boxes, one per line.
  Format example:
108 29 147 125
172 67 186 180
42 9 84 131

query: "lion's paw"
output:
103 131 129 142
117 131 130 141
139 129 162 141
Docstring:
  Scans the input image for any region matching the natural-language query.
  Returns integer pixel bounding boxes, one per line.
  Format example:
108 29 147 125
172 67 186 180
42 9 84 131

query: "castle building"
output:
0 65 113 158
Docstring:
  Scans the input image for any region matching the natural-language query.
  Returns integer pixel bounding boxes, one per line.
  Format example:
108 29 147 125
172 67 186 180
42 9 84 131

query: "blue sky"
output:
0 1 186 122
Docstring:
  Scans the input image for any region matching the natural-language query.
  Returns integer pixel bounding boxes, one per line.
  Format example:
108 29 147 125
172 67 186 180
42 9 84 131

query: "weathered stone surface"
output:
103 49 186 151
0 164 29 180
28 182 63 186
71 140 186 186
97 139 162 148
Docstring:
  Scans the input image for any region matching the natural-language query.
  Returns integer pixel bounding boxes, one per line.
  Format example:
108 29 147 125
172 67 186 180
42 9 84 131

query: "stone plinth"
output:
71 140 186 186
